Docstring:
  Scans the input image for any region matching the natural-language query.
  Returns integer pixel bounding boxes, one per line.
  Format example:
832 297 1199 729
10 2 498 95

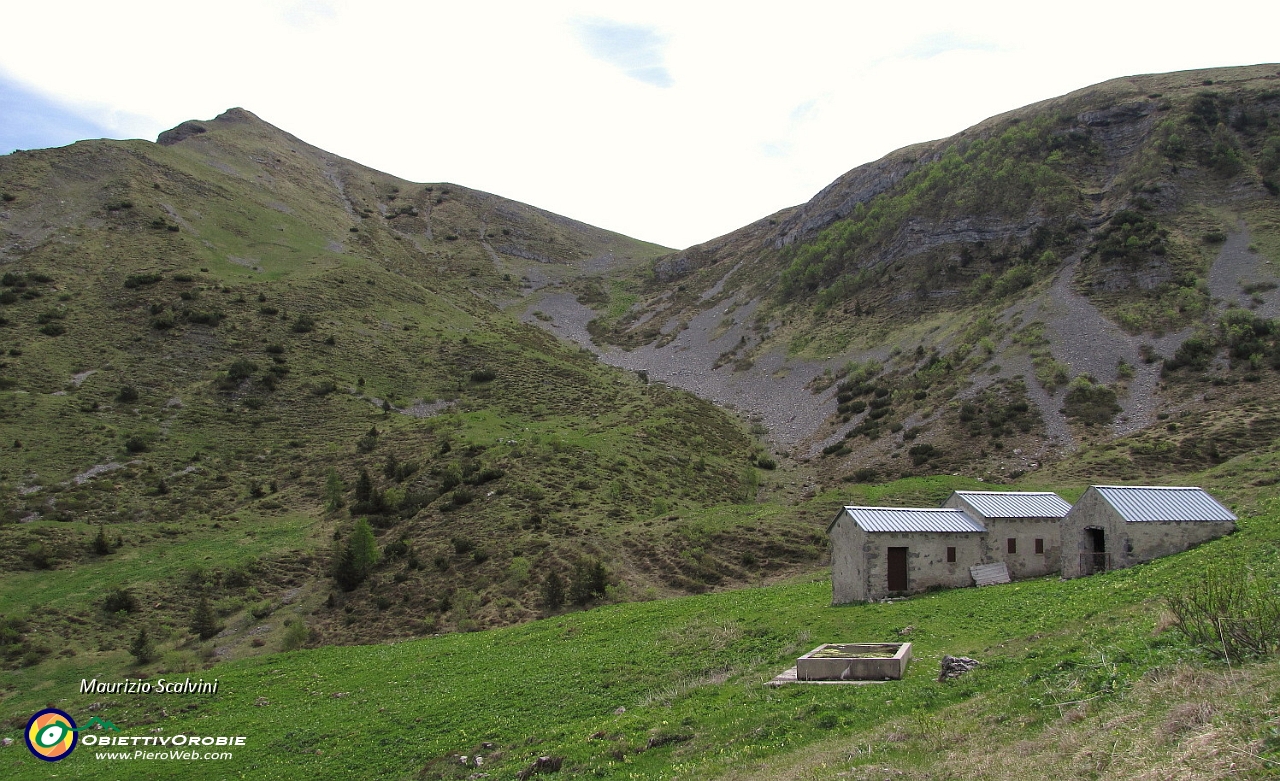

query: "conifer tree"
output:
354 468 374 505
541 571 565 611
324 468 345 512
191 596 220 640
129 627 156 664
569 559 609 606
351 468 387 514
92 525 111 555
334 518 379 591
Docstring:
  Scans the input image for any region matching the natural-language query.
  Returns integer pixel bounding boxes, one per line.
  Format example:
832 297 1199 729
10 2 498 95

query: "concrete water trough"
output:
796 642 911 681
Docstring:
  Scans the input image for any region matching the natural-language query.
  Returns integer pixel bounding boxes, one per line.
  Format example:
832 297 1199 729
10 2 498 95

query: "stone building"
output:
941 491 1071 579
828 506 988 604
1060 485 1236 579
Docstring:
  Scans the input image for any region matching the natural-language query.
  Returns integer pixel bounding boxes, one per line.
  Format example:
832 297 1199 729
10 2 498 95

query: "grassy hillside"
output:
0 109 790 667
0 469 1275 779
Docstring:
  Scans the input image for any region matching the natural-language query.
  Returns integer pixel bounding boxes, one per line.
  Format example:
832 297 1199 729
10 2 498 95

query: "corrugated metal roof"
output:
1093 486 1237 522
952 490 1072 518
838 506 987 533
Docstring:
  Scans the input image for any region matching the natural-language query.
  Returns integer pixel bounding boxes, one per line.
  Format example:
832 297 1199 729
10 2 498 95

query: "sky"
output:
2 1 1277 249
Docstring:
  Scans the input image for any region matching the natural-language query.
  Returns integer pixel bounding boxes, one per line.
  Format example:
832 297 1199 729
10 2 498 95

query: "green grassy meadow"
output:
2 478 1276 780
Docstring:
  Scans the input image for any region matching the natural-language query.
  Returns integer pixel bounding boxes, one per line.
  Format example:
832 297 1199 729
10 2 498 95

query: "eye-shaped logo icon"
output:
25 709 78 762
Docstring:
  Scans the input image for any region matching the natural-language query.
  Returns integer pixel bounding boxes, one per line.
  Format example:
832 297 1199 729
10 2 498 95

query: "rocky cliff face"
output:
523 64 1280 483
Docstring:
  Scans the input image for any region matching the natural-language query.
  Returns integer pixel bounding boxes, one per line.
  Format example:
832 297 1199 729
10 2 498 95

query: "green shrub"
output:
281 620 310 651
992 264 1037 297
838 400 867 415
225 358 258 382
1166 563 1280 662
1060 377 1121 425
470 467 504 485
291 314 315 333
1163 333 1217 373
1090 211 1167 262
185 310 222 326
470 368 497 382
103 587 138 613
908 443 938 466
382 537 411 559
124 273 163 289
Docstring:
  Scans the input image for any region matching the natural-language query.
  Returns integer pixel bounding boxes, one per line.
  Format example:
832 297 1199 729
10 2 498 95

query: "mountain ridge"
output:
526 63 1280 484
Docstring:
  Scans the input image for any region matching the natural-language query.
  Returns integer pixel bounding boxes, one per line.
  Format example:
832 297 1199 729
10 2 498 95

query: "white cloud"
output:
572 18 674 88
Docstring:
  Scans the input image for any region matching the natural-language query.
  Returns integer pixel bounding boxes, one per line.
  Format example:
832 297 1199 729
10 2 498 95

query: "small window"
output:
946 546 956 563
1007 538 1017 555
1035 538 1045 555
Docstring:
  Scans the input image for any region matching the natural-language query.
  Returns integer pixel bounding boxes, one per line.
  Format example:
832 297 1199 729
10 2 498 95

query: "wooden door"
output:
887 547 908 592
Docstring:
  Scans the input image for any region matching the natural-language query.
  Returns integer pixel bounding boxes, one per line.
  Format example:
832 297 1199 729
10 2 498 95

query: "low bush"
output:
124 273 163 289
1060 377 1121 425
185 310 222 326
908 443 938 466
102 587 138 614
1163 332 1217 373
1166 563 1280 662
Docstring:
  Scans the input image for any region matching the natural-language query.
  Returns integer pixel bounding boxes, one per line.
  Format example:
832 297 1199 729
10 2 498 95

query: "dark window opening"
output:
1007 538 1017 555
1035 538 1044 555
946 546 956 563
